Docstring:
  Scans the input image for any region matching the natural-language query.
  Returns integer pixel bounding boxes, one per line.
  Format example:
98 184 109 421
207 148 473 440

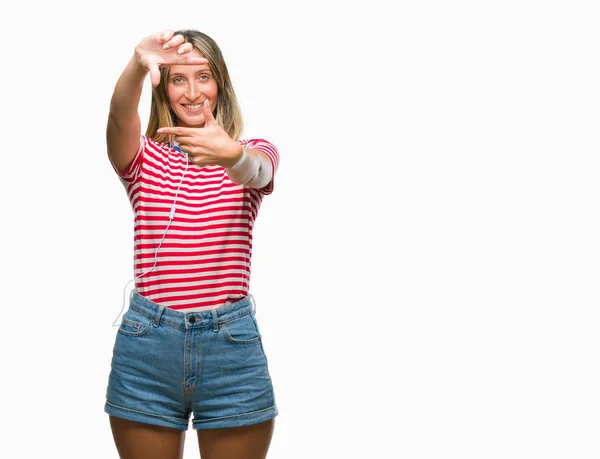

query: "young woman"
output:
104 29 279 459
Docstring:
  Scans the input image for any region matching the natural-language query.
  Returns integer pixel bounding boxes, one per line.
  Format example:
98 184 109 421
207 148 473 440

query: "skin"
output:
158 50 244 168
107 30 208 174
108 30 276 458
165 51 218 129
157 98 244 170
109 416 275 459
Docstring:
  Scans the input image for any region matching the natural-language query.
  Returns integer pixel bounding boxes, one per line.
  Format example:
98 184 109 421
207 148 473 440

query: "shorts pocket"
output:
220 312 261 345
117 307 153 337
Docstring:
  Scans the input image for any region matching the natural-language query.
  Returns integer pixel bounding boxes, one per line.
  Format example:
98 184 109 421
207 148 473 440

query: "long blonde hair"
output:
146 29 244 142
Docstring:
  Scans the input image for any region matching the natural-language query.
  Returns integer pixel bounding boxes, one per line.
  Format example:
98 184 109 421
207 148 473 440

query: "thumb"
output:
202 99 216 125
148 63 161 87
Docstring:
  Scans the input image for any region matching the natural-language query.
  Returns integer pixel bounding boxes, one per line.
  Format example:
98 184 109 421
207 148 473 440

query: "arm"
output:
106 56 146 175
226 148 274 189
106 30 208 175
156 101 279 191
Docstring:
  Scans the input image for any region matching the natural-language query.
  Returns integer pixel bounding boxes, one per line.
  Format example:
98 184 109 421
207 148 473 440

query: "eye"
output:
172 77 185 84
199 74 210 81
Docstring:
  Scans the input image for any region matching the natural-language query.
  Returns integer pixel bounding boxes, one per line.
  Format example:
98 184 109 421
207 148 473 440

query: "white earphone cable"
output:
111 145 189 327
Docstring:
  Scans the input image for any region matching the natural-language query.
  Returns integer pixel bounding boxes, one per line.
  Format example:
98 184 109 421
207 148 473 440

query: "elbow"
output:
245 162 273 189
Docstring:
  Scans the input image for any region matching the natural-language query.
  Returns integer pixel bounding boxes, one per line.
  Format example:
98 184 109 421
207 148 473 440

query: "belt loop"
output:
211 309 219 332
153 305 165 327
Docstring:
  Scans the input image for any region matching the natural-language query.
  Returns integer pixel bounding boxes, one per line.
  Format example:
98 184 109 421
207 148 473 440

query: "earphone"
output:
111 141 189 327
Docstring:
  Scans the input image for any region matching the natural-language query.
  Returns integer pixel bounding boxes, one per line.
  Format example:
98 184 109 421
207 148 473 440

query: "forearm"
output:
107 56 147 173
109 56 147 126
226 148 273 189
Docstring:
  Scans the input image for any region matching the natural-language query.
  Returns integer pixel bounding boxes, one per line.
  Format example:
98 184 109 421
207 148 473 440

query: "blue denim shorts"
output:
105 291 278 431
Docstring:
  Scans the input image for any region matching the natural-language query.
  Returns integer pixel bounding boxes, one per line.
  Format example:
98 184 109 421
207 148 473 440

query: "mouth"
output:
182 103 203 113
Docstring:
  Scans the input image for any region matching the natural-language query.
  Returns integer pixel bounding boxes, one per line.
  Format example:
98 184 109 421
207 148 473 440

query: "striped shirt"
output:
112 135 279 312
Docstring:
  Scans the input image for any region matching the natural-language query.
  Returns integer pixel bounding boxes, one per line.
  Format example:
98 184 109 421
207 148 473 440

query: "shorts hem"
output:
192 405 278 430
104 401 189 431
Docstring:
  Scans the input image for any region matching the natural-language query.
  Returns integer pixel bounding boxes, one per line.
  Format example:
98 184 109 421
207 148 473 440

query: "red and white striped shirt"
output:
113 135 279 312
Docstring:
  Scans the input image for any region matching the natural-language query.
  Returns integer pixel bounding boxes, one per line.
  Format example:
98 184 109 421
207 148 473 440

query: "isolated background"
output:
2 0 599 457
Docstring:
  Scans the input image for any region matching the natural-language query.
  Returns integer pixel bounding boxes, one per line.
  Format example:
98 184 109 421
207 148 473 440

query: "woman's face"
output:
167 49 219 128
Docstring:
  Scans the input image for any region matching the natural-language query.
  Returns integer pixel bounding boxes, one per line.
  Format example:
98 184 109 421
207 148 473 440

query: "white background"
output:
2 0 599 458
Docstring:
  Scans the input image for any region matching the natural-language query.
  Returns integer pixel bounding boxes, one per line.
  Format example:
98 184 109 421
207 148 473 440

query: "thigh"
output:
109 416 186 459
196 419 275 459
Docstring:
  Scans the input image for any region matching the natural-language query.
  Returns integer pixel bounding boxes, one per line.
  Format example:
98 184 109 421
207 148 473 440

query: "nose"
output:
186 81 201 101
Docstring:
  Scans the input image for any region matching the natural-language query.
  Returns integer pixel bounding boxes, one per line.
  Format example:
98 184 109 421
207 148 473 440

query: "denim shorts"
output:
104 291 278 431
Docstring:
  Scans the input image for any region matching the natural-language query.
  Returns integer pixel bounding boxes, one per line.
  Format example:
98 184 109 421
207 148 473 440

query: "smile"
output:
183 104 203 111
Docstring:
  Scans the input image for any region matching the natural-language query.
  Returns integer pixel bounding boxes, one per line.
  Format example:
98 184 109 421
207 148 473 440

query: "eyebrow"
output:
169 68 213 77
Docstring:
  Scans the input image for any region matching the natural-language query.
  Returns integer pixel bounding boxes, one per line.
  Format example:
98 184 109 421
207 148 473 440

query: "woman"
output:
104 29 279 459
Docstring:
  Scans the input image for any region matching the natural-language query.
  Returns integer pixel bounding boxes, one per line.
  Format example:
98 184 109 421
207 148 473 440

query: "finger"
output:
189 155 211 167
157 126 194 135
176 42 194 55
177 145 203 163
176 142 192 155
202 99 215 125
163 33 185 50
172 55 208 65
153 30 171 42
160 30 175 43
153 30 174 46
149 63 161 87
174 135 199 146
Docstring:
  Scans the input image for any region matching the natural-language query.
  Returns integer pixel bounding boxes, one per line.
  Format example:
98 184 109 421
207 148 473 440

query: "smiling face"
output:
166 49 219 128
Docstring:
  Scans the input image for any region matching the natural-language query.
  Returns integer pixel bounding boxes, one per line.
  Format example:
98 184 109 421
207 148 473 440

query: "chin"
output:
179 115 206 128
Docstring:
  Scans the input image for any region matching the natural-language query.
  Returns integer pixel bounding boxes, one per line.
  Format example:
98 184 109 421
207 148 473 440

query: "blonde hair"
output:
146 29 244 142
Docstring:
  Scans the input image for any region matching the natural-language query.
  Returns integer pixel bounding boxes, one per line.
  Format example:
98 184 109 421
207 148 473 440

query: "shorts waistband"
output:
128 291 256 330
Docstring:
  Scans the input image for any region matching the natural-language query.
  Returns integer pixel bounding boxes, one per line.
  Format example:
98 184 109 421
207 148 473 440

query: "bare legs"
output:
109 416 186 459
109 416 275 459
197 418 275 459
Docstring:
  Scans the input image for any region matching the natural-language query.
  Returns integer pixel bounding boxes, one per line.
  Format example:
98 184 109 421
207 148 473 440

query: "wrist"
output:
130 53 149 77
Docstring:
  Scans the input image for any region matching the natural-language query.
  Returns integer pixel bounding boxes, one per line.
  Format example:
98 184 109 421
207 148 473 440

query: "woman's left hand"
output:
157 100 243 169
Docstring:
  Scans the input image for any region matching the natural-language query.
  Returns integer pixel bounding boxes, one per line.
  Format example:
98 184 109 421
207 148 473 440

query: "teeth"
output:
184 104 202 110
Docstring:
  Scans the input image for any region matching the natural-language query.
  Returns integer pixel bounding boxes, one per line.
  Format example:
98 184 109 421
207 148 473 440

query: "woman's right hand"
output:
134 30 208 87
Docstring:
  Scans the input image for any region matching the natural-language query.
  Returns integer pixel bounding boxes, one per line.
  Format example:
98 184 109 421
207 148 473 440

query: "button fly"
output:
189 316 196 324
